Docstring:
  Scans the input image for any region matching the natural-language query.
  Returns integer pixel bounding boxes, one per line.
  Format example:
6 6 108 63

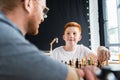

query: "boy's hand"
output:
97 46 110 63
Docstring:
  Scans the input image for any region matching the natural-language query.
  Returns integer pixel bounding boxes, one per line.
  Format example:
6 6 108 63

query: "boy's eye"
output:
67 33 70 35
73 32 76 35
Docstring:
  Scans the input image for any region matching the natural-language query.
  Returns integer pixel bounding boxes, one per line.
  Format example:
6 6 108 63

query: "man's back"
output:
0 11 68 80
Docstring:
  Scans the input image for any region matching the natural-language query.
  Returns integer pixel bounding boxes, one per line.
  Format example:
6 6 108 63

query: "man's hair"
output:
0 0 21 10
64 22 82 34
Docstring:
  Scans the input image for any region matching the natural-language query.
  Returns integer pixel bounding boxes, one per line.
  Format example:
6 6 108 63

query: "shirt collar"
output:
0 11 23 36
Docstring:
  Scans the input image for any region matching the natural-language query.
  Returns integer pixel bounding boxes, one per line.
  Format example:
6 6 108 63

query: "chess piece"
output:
65 61 67 65
88 58 91 65
97 60 102 68
78 59 81 68
69 60 72 66
75 58 79 68
71 59 75 67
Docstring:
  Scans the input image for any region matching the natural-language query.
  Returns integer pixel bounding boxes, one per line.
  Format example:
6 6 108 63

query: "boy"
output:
52 22 110 66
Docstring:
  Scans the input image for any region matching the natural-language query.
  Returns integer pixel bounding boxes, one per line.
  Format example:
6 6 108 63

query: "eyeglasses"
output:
43 7 49 18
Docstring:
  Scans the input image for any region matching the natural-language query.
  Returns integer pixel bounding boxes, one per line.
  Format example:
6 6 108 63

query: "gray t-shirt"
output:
0 11 68 80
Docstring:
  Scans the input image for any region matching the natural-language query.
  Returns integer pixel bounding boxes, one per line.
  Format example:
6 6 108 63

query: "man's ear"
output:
23 0 33 13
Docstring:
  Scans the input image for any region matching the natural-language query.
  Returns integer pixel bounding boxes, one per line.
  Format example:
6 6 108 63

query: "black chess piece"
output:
69 60 72 66
79 64 81 69
65 61 67 65
88 59 90 65
75 58 79 68
97 60 102 68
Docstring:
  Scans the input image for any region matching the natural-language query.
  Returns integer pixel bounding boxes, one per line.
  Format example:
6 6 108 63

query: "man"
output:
0 0 106 80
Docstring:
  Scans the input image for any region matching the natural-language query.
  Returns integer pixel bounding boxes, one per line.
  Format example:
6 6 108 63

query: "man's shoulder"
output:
0 11 23 37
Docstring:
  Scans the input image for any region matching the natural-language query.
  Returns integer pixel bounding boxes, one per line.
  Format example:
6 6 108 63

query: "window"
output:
103 0 120 60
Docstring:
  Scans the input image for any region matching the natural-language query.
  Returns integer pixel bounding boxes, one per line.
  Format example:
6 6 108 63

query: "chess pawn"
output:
75 58 79 68
84 58 87 66
78 59 82 68
71 59 75 67
90 57 94 65
83 58 86 66
97 60 102 68
85 57 88 66
87 58 91 65
69 60 72 66
81 58 84 66
65 61 67 65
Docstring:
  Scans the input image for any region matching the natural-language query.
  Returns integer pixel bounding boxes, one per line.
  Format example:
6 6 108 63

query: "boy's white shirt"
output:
51 44 93 63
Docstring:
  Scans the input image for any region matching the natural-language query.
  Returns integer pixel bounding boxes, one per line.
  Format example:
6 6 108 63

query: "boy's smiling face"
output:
63 26 82 46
